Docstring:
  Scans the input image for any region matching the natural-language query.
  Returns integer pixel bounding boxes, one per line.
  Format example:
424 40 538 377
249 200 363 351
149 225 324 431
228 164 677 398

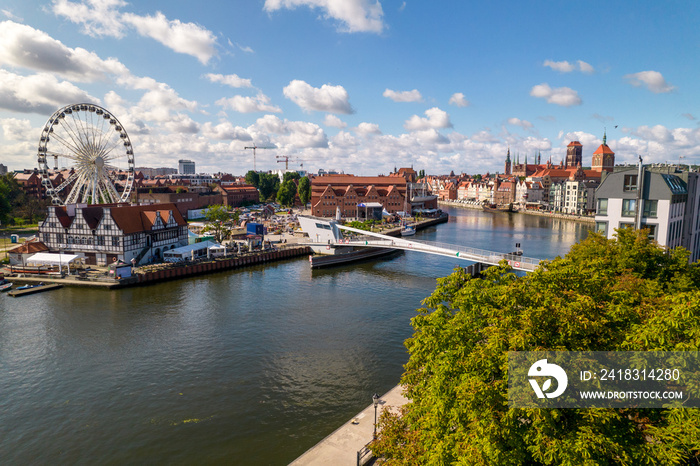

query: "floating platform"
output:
8 283 63 297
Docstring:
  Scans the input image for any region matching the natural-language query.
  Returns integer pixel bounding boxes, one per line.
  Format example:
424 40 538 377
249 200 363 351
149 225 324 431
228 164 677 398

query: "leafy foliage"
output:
245 170 259 187
203 204 231 242
276 179 297 206
372 229 700 465
0 173 47 225
298 176 311 205
257 173 280 201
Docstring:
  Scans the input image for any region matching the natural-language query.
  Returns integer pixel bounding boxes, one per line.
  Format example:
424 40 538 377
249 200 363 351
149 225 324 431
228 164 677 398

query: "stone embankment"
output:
438 200 596 224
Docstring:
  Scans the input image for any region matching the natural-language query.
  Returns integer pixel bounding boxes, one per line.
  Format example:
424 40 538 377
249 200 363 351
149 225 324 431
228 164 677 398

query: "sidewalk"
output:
289 385 407 466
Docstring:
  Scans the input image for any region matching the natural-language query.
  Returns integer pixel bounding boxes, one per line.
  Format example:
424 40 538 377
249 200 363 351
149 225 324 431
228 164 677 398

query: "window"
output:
643 200 658 218
597 198 608 215
642 224 657 240
622 199 637 217
112 236 120 247
595 222 608 236
623 175 638 191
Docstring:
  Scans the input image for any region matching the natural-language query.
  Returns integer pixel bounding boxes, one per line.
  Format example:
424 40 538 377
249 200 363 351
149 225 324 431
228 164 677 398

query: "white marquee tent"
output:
26 253 81 273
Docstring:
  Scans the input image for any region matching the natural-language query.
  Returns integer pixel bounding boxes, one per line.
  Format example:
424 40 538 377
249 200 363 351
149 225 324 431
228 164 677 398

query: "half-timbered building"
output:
39 203 188 265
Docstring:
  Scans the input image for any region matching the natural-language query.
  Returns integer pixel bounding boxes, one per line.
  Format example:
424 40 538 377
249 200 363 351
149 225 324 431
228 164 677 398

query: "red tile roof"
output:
593 144 615 155
8 238 49 254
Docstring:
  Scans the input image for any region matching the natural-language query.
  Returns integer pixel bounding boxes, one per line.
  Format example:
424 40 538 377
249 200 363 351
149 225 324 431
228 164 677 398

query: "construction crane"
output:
275 155 307 170
244 145 275 171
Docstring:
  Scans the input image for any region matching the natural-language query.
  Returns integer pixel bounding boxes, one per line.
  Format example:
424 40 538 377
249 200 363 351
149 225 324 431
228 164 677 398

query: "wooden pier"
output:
8 283 63 297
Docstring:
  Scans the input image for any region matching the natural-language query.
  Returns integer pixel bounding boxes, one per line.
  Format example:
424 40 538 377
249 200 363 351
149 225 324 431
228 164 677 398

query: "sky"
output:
0 0 699 176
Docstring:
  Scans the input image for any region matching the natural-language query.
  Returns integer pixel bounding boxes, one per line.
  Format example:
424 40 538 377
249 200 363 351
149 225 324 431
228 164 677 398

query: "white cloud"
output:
263 0 384 34
383 88 422 102
0 117 33 140
0 20 128 82
577 60 594 74
52 1 218 64
122 12 217 65
404 107 452 131
0 70 97 114
205 73 253 88
201 121 253 141
543 59 594 74
507 117 533 129
250 114 329 149
324 114 347 128
52 0 127 38
448 92 469 107
624 70 675 93
1 9 22 21
543 60 575 73
283 79 353 114
530 83 582 107
355 122 381 135
215 93 282 113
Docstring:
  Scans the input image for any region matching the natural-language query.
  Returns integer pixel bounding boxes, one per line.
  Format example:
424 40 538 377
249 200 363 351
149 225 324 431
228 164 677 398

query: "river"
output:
0 206 590 465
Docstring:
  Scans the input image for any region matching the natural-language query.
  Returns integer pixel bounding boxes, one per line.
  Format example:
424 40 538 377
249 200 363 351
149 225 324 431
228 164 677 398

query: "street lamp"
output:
372 393 380 440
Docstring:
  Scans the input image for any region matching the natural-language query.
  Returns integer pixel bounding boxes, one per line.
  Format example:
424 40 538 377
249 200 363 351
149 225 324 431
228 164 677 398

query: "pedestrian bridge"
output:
297 216 541 272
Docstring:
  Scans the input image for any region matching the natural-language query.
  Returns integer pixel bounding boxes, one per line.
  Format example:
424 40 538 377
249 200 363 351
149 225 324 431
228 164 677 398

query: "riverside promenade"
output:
290 385 407 466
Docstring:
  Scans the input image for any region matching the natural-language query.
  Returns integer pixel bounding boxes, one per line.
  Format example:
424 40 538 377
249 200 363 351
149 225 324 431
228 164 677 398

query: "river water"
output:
0 206 590 465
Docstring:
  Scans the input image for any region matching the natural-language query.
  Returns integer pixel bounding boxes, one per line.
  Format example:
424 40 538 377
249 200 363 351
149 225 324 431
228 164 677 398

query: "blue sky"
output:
1 0 699 176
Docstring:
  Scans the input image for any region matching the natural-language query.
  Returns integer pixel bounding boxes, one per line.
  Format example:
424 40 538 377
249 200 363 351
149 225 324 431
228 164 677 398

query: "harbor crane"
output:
244 145 275 171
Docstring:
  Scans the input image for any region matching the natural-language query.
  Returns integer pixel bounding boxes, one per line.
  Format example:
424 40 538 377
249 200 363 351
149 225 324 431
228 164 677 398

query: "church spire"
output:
603 130 607 146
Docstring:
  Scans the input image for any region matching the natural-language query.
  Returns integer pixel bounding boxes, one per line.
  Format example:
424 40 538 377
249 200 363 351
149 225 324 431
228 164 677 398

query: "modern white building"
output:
595 165 700 262
178 159 196 175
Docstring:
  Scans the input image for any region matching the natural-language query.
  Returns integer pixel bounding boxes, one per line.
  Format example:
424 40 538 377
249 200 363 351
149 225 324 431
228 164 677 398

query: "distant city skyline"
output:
0 1 698 175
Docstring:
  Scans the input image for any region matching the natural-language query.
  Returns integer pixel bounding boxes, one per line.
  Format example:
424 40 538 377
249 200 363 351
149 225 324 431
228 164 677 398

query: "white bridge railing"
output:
334 234 541 272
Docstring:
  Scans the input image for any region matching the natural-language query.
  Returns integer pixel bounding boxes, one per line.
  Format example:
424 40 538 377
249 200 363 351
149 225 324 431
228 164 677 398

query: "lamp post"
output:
372 393 380 440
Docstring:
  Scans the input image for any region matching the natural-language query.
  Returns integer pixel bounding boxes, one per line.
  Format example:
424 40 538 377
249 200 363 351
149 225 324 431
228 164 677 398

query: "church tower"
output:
566 141 583 168
505 148 511 175
591 131 615 172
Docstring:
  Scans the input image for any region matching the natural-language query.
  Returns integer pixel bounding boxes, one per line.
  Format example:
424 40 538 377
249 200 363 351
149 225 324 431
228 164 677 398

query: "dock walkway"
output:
290 385 407 466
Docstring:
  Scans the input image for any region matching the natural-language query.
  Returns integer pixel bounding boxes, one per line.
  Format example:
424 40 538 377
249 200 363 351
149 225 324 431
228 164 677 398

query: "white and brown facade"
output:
39 203 188 265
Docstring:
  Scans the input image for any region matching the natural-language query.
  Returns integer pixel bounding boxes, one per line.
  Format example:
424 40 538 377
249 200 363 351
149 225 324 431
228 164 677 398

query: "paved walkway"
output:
289 385 407 466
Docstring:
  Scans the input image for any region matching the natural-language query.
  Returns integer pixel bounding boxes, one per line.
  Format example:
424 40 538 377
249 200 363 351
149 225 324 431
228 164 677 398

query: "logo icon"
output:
528 359 568 398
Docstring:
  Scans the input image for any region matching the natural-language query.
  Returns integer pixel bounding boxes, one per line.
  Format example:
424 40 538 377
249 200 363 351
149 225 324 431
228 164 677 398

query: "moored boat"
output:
0 282 12 292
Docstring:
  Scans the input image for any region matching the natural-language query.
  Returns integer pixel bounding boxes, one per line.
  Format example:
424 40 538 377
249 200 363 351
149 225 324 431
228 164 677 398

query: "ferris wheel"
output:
37 103 135 206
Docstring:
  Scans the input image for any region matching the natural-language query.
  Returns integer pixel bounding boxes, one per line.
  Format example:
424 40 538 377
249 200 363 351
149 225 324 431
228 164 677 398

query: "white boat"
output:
400 223 416 236
0 282 12 292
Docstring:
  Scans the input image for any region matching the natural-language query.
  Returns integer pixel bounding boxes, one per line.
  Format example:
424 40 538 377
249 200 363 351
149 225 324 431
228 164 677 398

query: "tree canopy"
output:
276 179 297 206
372 228 700 465
245 170 259 187
298 176 311 205
257 173 280 201
203 204 231 242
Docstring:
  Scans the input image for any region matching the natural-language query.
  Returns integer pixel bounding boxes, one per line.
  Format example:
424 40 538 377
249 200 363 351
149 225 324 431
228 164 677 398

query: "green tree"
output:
283 171 301 183
203 204 231 243
298 176 311 205
372 228 700 465
276 179 297 206
258 173 280 201
0 174 15 225
245 170 260 187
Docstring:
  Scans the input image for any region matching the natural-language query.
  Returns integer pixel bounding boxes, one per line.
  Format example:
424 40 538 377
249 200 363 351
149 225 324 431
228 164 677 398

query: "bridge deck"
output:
326 225 541 272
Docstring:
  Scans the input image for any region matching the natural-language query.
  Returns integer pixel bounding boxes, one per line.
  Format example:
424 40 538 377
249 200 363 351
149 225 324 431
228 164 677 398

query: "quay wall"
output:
134 246 312 286
438 200 595 224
